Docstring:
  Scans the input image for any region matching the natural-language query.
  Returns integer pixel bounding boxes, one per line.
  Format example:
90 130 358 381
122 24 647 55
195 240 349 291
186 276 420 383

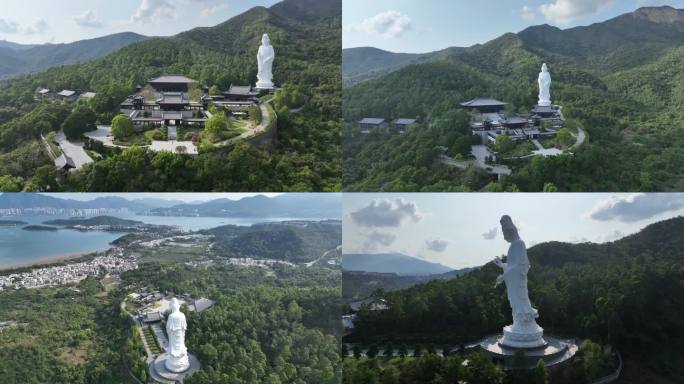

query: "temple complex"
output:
461 63 565 145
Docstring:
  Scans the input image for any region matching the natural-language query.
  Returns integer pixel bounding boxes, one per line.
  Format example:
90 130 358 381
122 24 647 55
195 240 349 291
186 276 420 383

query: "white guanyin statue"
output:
165 298 190 373
256 33 275 89
494 215 545 348
537 63 552 107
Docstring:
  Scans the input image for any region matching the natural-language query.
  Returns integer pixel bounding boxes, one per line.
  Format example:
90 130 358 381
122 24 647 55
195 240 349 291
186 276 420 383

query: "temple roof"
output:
58 90 76 97
149 75 197 84
460 98 507 108
226 85 255 95
359 118 386 125
393 118 417 125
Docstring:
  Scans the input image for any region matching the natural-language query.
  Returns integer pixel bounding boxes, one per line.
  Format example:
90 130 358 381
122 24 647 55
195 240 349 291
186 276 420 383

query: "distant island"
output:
0 220 27 227
44 216 144 227
22 225 60 232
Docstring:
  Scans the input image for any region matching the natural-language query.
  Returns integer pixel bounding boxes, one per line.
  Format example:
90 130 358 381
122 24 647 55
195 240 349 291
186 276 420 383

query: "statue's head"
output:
500 215 520 243
541 63 548 72
262 33 271 46
170 297 180 313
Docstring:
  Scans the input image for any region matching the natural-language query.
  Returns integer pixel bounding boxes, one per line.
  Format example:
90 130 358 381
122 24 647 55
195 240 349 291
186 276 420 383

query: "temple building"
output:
203 84 259 117
120 75 209 127
461 75 564 145
460 98 507 113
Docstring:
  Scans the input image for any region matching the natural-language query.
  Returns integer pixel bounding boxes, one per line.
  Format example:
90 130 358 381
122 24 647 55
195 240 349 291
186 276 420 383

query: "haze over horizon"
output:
343 0 684 53
0 0 280 45
343 193 684 269
0 193 283 204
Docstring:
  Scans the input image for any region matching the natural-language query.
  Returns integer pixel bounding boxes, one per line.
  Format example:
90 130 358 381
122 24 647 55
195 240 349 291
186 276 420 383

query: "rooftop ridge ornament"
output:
256 33 275 90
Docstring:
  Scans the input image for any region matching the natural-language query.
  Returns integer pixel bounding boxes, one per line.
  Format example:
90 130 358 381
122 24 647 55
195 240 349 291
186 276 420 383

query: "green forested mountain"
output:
0 0 341 192
347 216 684 382
343 6 684 192
202 221 341 263
0 32 148 79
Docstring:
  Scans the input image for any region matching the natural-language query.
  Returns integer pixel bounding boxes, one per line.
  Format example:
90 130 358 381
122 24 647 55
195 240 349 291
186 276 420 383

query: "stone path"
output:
217 101 274 147
571 126 586 149
151 323 169 352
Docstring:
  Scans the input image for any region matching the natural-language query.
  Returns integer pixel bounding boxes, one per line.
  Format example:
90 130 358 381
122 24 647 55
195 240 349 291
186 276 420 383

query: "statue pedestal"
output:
479 334 579 369
255 81 274 90
501 323 546 349
150 352 200 383
164 351 190 373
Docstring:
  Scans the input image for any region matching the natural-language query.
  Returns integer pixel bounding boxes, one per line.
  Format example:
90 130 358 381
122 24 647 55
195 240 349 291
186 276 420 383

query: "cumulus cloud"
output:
347 10 412 38
0 19 19 34
74 10 105 28
482 227 498 240
539 0 613 24
202 4 229 17
22 19 49 35
425 239 448 252
132 0 175 22
350 198 422 228
588 193 684 222
363 231 397 250
520 5 536 21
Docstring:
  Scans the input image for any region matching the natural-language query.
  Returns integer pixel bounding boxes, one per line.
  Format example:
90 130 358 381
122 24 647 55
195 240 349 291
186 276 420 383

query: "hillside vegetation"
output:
0 0 341 192
343 6 684 192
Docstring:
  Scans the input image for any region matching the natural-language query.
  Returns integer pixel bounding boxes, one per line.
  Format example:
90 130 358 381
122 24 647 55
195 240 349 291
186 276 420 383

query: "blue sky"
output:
343 193 684 269
343 0 684 52
0 0 279 44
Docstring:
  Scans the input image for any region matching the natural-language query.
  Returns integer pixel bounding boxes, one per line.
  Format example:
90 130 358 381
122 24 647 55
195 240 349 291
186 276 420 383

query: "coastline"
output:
0 250 106 272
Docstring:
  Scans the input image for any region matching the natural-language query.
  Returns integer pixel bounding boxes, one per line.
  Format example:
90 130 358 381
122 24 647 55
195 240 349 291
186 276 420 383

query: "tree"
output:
557 128 574 148
205 113 229 137
0 175 21 192
532 359 549 384
495 134 514 155
111 114 134 139
62 106 97 139
249 105 262 125
209 85 221 96
367 344 379 358
542 182 558 192
25 165 58 192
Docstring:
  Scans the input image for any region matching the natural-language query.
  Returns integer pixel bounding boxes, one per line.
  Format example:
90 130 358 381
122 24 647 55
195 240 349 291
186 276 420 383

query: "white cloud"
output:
539 0 613 24
132 0 176 22
22 19 49 35
363 231 397 250
482 227 498 240
588 193 684 222
350 198 422 228
74 10 105 28
0 19 19 34
347 10 412 38
521 5 536 21
425 239 448 252
202 4 229 17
